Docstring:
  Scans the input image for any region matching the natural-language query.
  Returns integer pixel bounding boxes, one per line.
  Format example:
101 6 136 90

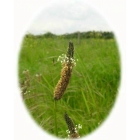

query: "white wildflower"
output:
66 130 70 134
57 53 78 66
78 124 82 129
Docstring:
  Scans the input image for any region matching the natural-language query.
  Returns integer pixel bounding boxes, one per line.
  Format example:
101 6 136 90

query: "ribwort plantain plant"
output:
53 41 80 138
54 41 76 100
64 113 82 139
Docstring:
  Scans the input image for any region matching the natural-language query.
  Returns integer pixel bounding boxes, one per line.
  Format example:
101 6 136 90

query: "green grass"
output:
18 36 120 138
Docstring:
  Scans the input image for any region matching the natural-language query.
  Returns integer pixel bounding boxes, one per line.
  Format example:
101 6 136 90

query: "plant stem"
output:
54 100 58 136
81 90 90 114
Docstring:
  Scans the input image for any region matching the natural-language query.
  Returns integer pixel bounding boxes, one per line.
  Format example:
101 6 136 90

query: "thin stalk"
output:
54 100 58 136
81 90 90 114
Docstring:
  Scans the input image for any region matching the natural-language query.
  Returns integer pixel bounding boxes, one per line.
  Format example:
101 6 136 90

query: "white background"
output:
1 0 137 140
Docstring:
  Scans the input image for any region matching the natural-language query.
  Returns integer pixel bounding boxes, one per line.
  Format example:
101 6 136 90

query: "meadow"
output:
18 35 120 138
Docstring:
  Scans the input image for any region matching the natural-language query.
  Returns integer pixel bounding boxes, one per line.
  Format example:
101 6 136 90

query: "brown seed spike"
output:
54 42 75 100
54 63 73 100
64 113 75 134
64 113 80 139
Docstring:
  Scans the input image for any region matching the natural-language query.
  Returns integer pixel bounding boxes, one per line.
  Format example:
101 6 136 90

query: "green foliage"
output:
18 36 120 138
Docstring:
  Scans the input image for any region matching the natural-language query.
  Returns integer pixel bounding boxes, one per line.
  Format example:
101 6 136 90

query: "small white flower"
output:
78 124 82 129
57 53 77 66
66 130 70 134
